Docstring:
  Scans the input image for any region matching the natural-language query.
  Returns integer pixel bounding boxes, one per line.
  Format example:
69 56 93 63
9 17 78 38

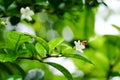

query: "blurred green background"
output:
0 0 120 80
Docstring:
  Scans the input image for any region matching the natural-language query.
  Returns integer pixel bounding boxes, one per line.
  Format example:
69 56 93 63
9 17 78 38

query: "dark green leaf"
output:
48 37 64 53
3 62 25 77
44 62 73 80
4 0 14 9
62 53 93 64
0 0 3 6
35 42 47 57
0 63 24 80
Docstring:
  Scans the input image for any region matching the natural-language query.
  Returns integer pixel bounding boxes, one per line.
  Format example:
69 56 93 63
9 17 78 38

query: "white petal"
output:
29 11 34 16
78 40 81 44
80 44 85 49
78 49 83 53
26 16 32 21
74 41 77 45
20 8 25 14
26 7 30 11
76 46 83 53
21 14 26 19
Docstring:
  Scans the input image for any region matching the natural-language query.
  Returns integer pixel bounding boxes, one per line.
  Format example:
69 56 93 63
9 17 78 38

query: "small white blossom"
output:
20 7 34 21
74 40 85 53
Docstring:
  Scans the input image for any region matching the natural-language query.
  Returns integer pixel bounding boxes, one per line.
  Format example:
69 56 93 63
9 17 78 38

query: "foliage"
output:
0 0 120 80
0 31 92 80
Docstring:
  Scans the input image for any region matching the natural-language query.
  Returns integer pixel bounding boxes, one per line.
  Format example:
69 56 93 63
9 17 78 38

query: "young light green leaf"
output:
36 37 49 53
62 53 93 64
0 52 16 62
56 43 72 53
44 62 73 80
6 31 32 50
35 43 47 57
48 37 64 53
23 33 49 53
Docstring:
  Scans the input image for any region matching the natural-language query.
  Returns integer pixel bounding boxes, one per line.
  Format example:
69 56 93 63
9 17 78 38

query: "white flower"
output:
74 40 85 53
20 7 34 21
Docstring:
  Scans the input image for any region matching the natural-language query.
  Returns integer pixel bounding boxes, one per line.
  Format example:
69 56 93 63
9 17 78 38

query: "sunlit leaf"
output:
44 62 73 80
48 37 64 53
35 42 47 57
56 43 72 54
62 51 93 64
6 31 32 50
23 33 49 53
36 37 49 53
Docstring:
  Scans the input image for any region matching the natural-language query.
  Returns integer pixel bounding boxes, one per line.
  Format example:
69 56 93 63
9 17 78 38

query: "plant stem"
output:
17 57 42 62
107 64 113 80
17 54 61 62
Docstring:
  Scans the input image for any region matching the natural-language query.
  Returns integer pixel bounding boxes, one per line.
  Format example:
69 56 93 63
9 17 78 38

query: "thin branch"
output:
17 54 62 63
17 57 42 62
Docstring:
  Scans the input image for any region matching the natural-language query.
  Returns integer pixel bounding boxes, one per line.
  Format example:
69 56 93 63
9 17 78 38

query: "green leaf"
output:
0 0 3 6
62 52 93 64
4 0 14 9
36 37 49 53
44 62 73 80
25 42 37 56
6 31 32 50
104 35 120 61
112 24 120 31
0 53 16 62
3 62 25 77
23 34 49 53
0 49 16 62
48 37 64 53
65 8 95 40
56 43 72 53
5 75 22 80
35 43 47 57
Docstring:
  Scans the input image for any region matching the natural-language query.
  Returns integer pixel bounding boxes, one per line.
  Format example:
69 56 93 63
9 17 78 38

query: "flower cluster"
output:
20 7 34 21
74 40 86 53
